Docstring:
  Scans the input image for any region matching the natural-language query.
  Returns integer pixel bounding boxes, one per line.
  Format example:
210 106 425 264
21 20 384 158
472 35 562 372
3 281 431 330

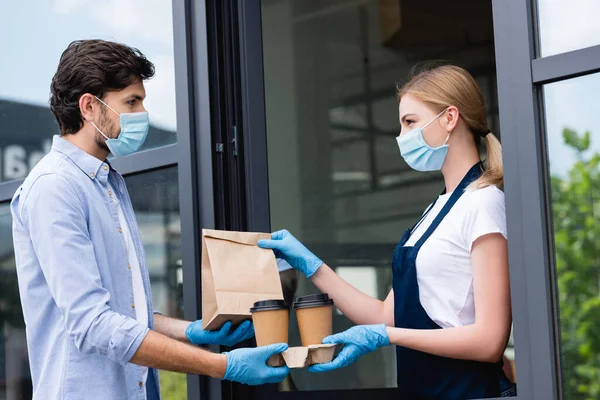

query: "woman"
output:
259 65 516 399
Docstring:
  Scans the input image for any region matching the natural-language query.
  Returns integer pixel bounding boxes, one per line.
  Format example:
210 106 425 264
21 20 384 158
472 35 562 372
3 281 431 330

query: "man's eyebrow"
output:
126 94 145 101
400 113 416 123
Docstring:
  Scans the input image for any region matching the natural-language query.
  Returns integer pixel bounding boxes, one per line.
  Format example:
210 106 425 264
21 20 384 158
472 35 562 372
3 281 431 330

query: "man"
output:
10 39 289 400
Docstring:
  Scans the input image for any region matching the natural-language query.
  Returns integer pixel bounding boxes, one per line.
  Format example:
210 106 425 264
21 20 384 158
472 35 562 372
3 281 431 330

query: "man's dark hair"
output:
50 39 155 135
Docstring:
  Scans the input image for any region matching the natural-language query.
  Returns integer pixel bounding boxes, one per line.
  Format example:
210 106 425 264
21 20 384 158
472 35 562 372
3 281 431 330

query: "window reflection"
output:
544 73 600 399
0 203 32 399
261 0 509 391
125 167 186 399
0 168 185 400
0 1 177 183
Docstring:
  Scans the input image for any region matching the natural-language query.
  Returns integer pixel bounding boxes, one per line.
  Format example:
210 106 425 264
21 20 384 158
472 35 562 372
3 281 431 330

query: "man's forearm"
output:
154 313 191 342
131 329 226 378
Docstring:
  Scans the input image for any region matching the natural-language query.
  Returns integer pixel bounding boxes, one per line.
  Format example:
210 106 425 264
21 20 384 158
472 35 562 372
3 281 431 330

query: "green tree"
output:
551 128 600 399
159 370 188 400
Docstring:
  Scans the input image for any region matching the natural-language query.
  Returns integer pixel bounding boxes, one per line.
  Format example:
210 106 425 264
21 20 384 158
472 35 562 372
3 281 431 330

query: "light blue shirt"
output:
276 258 293 272
11 136 160 399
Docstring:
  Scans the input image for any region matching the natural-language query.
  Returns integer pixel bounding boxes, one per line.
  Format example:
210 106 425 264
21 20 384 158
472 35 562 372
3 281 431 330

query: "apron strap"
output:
410 197 439 235
412 162 483 250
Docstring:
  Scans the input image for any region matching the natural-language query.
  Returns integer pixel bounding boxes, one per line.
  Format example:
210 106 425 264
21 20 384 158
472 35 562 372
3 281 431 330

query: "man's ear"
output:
79 93 96 122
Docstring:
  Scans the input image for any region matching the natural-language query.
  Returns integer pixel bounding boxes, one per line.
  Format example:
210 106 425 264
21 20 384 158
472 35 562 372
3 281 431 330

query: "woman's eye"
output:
406 120 414 126
127 100 136 106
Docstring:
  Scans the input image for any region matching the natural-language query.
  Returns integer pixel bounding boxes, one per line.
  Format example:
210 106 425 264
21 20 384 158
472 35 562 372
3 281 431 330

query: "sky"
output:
0 0 176 131
537 0 600 177
0 0 599 177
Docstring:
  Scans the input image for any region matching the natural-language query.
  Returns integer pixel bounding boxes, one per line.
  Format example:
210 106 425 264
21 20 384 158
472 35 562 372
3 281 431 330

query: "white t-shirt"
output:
404 185 507 329
108 184 149 392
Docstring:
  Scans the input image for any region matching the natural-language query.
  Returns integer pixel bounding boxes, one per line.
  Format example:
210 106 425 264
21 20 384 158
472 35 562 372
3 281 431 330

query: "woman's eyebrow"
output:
400 113 417 123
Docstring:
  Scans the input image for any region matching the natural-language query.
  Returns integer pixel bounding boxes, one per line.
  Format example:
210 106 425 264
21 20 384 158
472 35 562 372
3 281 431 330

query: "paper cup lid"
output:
250 299 288 313
293 293 334 309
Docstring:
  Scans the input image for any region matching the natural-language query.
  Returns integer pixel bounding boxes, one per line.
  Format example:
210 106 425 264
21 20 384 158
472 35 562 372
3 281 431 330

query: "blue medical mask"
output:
396 108 450 171
90 96 150 157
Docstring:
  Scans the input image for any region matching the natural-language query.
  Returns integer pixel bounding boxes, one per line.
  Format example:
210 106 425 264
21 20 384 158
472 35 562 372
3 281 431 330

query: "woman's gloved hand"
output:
186 320 255 347
223 343 290 385
308 324 390 373
257 230 323 278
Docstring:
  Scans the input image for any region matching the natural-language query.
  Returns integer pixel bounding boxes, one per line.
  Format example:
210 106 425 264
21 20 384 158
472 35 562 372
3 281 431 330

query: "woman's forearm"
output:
386 324 508 364
311 263 389 325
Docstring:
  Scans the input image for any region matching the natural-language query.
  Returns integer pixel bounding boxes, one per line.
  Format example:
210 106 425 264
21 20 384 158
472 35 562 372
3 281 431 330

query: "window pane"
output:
0 203 32 399
0 168 185 399
0 1 177 183
544 73 600 399
125 167 186 399
537 0 600 56
261 0 512 391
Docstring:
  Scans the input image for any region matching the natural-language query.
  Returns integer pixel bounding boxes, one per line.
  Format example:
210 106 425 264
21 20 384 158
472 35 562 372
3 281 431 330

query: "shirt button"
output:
89 172 95 178
103 164 109 171
138 381 143 388
118 227 123 233
108 190 113 196
127 264 132 270
131 304 135 309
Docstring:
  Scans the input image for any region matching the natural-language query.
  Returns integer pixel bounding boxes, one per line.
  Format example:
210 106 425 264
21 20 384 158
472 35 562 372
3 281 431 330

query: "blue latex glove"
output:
224 343 290 385
186 320 255 347
309 324 390 373
257 230 323 278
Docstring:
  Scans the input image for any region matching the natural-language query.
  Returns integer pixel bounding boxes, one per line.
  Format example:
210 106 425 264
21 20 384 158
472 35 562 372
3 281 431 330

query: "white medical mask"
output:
396 108 450 171
90 96 150 157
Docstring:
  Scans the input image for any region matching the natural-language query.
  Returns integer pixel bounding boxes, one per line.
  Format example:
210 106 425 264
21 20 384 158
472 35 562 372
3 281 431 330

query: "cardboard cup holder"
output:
268 344 337 368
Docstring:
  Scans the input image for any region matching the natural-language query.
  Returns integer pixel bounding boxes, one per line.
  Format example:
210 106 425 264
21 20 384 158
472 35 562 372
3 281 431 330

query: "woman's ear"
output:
444 106 460 132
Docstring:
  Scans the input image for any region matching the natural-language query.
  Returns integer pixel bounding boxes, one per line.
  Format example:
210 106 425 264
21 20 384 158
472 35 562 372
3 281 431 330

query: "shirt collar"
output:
51 135 110 182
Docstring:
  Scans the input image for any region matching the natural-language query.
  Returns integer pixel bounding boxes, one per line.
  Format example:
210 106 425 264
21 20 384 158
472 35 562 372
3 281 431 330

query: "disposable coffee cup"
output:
293 293 334 346
250 300 289 366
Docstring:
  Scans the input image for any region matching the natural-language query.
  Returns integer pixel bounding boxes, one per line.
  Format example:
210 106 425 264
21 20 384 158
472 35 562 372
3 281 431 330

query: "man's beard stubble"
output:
94 107 118 153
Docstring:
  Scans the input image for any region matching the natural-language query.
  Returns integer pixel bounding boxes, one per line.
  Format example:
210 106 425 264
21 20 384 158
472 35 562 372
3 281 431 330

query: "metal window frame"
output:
532 44 600 84
493 1 557 399
0 144 179 202
173 1 205 399
493 1 600 399
173 0 225 399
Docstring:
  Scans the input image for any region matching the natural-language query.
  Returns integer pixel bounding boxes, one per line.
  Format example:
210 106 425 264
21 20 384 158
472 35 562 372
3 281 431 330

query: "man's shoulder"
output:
15 151 86 207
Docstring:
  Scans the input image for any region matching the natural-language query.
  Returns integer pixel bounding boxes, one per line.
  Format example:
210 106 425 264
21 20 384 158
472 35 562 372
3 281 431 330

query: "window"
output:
125 167 186 399
0 1 177 183
0 203 31 400
537 0 600 57
0 167 185 400
260 0 511 391
544 72 600 399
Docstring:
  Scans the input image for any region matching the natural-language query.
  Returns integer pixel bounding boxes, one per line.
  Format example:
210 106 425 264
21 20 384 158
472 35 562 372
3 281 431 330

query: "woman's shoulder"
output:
460 184 505 210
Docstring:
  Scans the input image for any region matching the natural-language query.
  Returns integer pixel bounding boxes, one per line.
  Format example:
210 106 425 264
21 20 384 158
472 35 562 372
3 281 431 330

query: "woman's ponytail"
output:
471 132 503 189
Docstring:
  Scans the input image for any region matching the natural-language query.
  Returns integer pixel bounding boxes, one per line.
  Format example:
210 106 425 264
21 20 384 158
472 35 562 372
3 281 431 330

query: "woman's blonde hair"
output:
397 65 503 189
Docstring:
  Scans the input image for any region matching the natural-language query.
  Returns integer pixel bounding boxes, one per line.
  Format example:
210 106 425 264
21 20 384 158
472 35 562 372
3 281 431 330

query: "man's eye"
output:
127 100 136 106
406 120 414 126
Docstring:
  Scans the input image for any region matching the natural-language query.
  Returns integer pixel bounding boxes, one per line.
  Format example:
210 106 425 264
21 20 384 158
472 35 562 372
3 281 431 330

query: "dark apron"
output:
392 163 517 399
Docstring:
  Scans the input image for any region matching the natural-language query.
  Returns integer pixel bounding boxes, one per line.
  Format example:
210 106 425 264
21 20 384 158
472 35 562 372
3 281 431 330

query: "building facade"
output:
0 0 599 399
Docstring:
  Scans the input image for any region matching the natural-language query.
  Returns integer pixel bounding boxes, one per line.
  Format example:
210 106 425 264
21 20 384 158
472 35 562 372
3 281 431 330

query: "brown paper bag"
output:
201 229 284 330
